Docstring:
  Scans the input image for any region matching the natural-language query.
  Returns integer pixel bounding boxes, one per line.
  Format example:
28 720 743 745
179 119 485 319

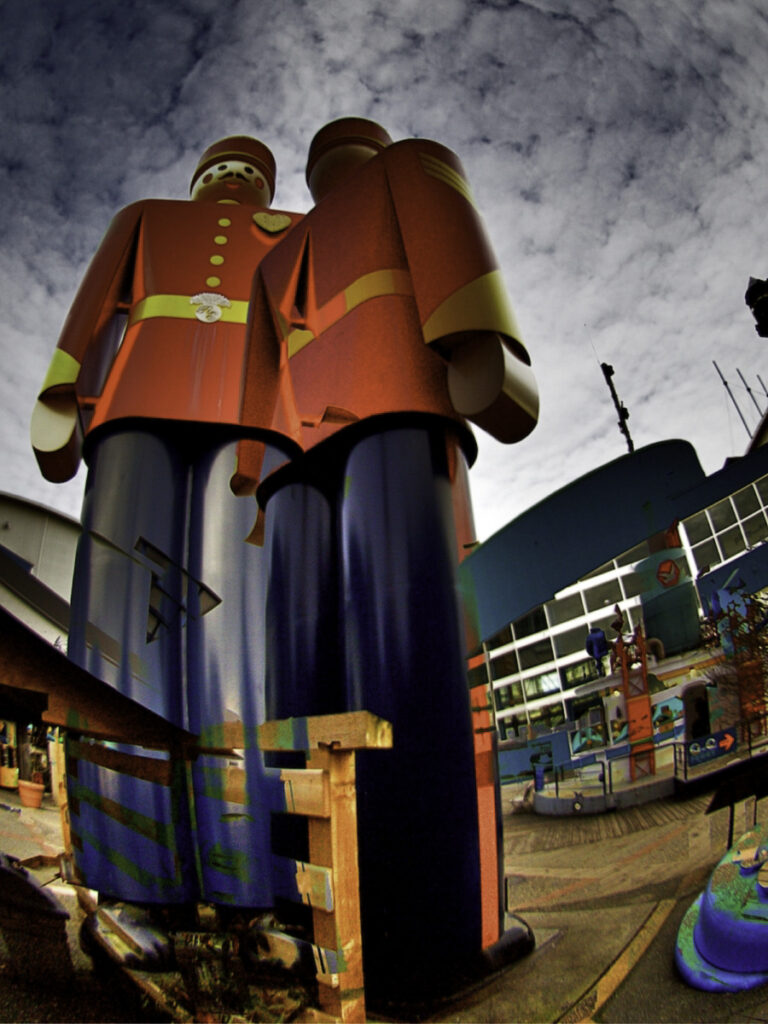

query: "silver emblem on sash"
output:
190 292 231 323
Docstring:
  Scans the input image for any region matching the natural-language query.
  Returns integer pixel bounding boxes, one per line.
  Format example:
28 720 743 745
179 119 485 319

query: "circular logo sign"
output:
656 559 681 588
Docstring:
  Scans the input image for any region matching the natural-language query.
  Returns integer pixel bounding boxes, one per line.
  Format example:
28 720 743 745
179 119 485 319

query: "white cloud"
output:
2 0 768 545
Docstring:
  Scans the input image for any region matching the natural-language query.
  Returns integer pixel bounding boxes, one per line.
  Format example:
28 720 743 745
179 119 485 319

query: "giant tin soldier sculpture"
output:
31 138 303 907
32 118 540 1004
245 118 539 1005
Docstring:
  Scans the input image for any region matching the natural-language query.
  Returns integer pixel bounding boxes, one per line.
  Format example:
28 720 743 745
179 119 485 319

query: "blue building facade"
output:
461 440 768 747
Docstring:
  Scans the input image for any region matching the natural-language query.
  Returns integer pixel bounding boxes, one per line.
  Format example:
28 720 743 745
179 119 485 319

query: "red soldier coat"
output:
240 137 538 478
32 198 301 482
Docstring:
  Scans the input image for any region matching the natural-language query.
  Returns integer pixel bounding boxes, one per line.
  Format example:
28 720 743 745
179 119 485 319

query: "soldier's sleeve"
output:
383 140 538 443
31 201 143 481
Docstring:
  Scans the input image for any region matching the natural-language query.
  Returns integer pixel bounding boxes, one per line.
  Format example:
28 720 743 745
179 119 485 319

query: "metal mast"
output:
600 362 635 454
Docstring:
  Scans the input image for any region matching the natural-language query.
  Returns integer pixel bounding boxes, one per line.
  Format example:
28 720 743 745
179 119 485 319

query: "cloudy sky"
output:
2 0 767 542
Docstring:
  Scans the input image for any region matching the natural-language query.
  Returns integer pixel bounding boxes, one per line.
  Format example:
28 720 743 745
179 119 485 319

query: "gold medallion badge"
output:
252 212 293 234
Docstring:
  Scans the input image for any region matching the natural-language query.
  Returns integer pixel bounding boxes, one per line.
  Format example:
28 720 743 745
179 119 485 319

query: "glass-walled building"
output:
484 473 768 740
682 476 768 575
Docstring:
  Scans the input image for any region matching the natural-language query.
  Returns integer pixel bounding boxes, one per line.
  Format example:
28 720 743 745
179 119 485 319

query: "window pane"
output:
756 475 768 508
692 538 719 573
718 525 746 560
553 625 591 658
528 703 564 732
734 485 760 518
494 686 512 709
684 511 712 545
513 606 547 639
560 659 601 689
547 704 565 728
523 671 560 699
518 637 555 670
498 714 524 741
744 512 768 546
584 578 623 613
486 624 512 649
490 650 519 680
546 592 585 626
709 499 736 531
494 682 522 710
620 571 645 599
467 663 489 689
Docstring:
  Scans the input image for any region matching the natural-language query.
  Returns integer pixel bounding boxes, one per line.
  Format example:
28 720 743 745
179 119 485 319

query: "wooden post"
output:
307 744 365 1022
53 729 72 857
258 711 393 1023
53 701 388 1022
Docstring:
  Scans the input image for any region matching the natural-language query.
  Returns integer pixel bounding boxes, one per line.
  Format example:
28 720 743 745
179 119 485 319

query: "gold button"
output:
210 255 224 266
206 276 221 288
218 218 232 227
214 235 228 245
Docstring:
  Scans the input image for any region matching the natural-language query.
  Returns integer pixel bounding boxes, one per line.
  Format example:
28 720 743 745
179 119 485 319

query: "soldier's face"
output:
191 159 271 204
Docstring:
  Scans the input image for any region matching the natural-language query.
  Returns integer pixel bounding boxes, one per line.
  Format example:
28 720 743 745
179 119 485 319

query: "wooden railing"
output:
257 711 392 1023
59 710 392 1023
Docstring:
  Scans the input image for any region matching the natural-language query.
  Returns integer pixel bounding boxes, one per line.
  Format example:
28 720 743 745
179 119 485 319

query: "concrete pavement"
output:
0 788 156 1023
4 780 768 1021
433 786 768 1023
0 788 63 863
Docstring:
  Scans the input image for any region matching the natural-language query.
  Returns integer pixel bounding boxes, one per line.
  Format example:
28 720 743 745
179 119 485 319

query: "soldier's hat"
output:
306 118 392 198
191 136 276 201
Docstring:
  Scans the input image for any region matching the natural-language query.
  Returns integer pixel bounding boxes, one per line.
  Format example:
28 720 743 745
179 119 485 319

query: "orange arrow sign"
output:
719 731 735 752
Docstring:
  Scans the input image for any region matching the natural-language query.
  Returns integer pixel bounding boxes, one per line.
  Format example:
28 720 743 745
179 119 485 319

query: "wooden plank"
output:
275 768 330 818
196 721 252 750
470 676 502 950
54 730 72 857
259 710 392 753
200 764 330 814
272 855 335 912
191 743 242 758
0 606 193 749
251 927 343 975
67 739 174 786
200 711 392 754
307 745 366 1023
43 692 176 749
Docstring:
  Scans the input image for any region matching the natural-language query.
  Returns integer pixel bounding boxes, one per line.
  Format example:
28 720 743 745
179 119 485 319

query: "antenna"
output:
736 368 765 417
713 361 751 438
600 363 634 454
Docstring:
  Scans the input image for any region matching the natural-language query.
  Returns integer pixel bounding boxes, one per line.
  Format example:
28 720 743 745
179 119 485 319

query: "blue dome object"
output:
677 826 768 990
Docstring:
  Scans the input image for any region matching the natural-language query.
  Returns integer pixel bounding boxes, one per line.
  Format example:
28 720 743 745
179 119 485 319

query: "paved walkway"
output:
4 779 768 1021
0 789 154 1023
0 791 63 862
433 788 768 1023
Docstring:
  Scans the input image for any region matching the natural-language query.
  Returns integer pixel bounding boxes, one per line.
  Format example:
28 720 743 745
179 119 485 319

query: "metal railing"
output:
673 710 768 782
515 711 768 801
548 760 610 799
